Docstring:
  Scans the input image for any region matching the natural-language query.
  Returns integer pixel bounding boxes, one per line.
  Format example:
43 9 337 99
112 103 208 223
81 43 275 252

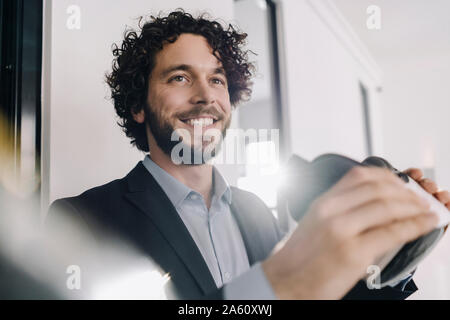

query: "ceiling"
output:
332 0 450 62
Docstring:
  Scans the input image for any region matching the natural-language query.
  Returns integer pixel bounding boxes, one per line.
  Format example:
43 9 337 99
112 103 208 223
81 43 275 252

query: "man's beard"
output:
145 104 231 165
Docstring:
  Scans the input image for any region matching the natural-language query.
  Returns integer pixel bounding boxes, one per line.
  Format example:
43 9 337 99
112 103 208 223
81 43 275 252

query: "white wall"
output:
277 0 383 162
378 52 450 300
379 53 450 190
41 0 234 212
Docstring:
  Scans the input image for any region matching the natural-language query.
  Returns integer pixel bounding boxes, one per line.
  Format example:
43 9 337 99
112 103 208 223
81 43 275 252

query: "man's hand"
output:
262 166 438 299
402 168 450 210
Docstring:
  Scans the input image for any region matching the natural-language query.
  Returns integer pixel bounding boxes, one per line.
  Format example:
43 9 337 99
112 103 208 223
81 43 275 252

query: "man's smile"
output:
178 115 222 131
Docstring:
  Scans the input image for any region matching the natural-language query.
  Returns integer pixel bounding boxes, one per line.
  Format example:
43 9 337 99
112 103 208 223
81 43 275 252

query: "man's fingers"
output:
341 197 430 236
418 178 439 194
435 190 450 206
328 166 403 198
358 213 439 262
329 180 427 219
403 168 423 181
313 167 412 221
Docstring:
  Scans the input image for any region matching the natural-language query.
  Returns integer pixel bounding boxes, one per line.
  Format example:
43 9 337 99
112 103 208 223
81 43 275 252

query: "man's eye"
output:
171 75 186 82
212 78 225 85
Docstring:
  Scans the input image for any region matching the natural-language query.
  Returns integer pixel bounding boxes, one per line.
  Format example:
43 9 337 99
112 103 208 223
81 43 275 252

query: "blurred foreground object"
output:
0 114 57 298
1 115 168 299
281 153 449 287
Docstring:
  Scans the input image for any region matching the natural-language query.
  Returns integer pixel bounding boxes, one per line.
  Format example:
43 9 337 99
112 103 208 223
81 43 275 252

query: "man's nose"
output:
189 79 215 105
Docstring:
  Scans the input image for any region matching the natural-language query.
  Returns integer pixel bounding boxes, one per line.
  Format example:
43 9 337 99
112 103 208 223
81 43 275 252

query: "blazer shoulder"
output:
50 175 127 210
46 177 126 233
74 177 126 202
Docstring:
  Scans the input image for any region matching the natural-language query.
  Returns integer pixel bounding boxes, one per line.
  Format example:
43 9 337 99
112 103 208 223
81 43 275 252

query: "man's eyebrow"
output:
213 67 226 76
159 64 226 79
159 64 191 79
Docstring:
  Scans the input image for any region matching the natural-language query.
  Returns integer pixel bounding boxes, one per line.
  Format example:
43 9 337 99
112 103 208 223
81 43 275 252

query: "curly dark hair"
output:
105 10 254 152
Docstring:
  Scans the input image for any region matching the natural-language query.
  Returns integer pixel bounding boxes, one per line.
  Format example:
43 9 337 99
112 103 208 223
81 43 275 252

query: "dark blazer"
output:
46 161 417 299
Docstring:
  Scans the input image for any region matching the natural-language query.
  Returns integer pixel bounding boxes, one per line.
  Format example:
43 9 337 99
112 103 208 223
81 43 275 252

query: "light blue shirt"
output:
142 155 276 299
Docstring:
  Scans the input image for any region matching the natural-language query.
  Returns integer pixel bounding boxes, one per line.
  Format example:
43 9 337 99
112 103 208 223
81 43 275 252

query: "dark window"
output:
0 0 43 207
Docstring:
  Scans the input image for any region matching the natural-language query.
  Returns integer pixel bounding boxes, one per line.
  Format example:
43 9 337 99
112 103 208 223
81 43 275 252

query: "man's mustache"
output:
175 106 225 121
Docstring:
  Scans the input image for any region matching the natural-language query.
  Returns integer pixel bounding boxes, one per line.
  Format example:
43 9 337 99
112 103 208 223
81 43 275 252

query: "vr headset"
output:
282 153 450 287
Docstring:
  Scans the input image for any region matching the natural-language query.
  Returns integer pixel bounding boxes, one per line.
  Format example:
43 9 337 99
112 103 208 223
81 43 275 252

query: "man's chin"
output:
169 142 221 165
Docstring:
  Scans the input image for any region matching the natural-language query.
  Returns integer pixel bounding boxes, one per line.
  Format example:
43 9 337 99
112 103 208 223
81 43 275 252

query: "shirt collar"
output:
212 166 232 205
143 155 192 209
142 155 232 208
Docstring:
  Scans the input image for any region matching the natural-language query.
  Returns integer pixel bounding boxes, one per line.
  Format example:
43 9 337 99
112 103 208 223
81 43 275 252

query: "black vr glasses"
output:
281 153 449 287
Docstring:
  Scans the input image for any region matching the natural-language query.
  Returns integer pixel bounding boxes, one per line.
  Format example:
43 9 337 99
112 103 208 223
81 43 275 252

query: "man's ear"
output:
132 109 145 124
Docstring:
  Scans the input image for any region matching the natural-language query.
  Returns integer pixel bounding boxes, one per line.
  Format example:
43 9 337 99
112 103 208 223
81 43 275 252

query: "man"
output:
47 10 450 299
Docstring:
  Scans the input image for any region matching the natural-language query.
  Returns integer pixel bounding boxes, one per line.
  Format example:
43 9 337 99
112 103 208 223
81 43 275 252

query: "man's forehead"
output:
154 33 223 71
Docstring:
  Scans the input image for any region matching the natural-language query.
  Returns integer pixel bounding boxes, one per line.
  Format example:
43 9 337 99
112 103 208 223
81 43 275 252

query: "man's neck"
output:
149 146 214 208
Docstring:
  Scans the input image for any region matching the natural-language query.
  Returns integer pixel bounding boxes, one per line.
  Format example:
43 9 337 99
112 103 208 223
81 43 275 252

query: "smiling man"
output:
132 32 233 178
47 10 450 300
135 32 233 168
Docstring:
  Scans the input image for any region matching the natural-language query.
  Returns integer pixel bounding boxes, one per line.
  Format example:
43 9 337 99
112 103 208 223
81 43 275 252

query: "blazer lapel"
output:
124 163 217 295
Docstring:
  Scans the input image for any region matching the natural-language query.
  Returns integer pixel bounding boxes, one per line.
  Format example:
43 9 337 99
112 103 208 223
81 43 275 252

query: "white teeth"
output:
186 118 214 127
